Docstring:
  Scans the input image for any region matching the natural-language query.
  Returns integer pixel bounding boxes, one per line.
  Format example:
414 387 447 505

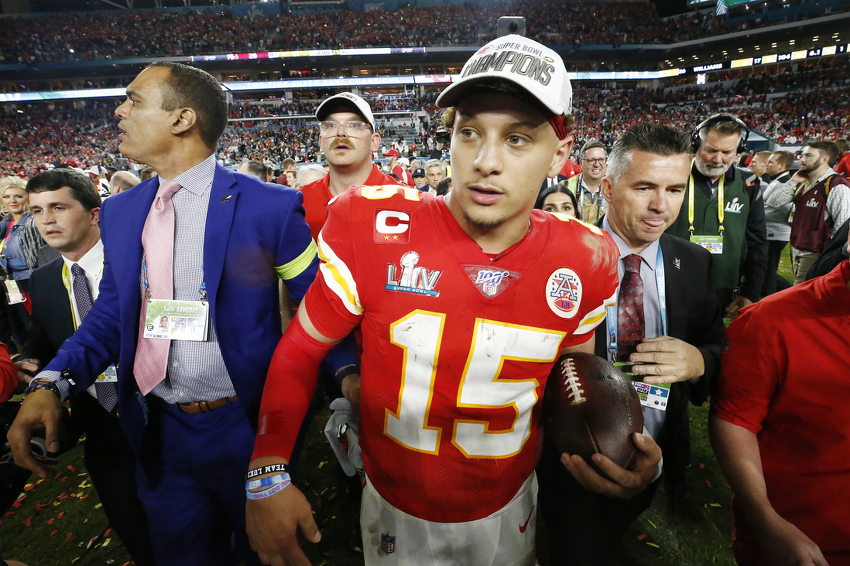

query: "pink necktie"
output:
616 254 645 363
134 179 181 395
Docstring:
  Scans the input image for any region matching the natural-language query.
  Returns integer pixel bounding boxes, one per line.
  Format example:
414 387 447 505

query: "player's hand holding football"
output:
628 336 705 385
560 432 662 500
246 456 320 566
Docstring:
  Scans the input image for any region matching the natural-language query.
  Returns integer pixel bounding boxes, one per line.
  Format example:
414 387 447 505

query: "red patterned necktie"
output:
133 179 181 395
616 254 645 363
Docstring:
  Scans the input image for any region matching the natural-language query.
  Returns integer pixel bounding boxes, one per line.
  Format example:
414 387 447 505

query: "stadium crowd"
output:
0 0 846 65
2 61 849 177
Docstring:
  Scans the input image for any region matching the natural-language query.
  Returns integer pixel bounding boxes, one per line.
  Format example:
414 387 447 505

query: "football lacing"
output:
561 358 586 405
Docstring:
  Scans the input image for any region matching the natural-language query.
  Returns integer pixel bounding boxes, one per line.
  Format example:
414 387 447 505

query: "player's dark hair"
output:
26 170 101 212
808 141 839 167
147 62 228 150
607 123 692 183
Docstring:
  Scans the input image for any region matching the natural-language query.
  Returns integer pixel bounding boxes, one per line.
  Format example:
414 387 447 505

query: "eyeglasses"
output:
319 120 370 135
582 157 607 165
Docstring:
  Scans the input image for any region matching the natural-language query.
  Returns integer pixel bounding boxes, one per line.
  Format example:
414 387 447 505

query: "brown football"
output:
543 352 644 471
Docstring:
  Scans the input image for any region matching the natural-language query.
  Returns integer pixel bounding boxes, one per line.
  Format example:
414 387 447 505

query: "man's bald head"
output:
110 171 140 194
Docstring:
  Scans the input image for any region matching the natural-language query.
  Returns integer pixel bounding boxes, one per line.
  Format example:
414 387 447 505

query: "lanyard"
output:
142 256 207 303
688 160 724 236
606 246 667 358
577 175 604 220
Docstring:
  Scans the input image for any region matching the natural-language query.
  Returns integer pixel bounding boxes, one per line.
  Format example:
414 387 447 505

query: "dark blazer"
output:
40 164 319 459
21 257 74 362
592 233 725 462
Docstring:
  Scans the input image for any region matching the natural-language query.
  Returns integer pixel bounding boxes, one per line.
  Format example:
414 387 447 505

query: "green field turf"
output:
0 247 796 566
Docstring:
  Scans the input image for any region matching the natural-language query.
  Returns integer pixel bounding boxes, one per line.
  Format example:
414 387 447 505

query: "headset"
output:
691 114 750 154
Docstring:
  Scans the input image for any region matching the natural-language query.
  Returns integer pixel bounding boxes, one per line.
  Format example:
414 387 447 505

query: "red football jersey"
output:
306 186 619 523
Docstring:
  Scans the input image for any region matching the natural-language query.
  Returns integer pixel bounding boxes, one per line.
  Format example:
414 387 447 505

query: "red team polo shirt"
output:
299 163 401 241
304 186 619 522
712 261 850 565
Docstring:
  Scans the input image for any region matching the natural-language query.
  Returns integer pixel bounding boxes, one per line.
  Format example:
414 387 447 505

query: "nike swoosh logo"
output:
519 504 535 534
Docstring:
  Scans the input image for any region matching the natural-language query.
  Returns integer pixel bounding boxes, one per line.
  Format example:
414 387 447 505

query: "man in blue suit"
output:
8 62 318 566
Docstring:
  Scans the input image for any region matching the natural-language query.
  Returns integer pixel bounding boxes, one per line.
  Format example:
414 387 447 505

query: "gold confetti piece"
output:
320 488 328 495
318 461 325 469
710 503 722 508
648 520 657 528
72 558 79 563
94 503 102 509
103 538 111 547
646 543 659 548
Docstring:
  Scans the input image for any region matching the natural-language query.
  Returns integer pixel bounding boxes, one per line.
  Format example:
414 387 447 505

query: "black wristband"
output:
246 463 290 480
24 379 61 400
334 364 360 385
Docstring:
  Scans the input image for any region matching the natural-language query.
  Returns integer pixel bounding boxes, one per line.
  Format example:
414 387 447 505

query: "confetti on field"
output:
12 496 25 508
637 534 647 541
51 529 58 536
648 520 657 528
318 460 326 469
103 537 111 547
646 542 660 548
58 512 65 519
79 494 89 502
725 483 731 489
699 463 705 470
22 515 33 527
104 528 112 537
706 480 713 488
24 483 35 491
67 465 76 472
710 503 722 508
95 503 102 509
48 518 55 525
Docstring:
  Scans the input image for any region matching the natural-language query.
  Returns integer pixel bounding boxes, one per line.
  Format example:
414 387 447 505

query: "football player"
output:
246 34 662 566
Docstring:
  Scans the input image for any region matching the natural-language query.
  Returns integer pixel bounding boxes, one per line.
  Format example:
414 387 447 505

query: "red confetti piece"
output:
48 518 55 525
699 463 705 470
23 515 33 527
637 533 647 541
12 496 25 508
725 483 731 489
104 528 112 537
65 532 73 542
51 529 58 535
58 494 68 501
61 477 68 483
36 503 47 511
317 498 322 509
706 480 713 488
4 512 14 517
79 494 89 502
67 465 76 472
24 484 35 491
58 512 64 519
121 562 130 566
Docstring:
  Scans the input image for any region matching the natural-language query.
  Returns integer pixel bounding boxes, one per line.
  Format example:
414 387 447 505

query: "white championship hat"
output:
315 92 376 131
436 34 572 116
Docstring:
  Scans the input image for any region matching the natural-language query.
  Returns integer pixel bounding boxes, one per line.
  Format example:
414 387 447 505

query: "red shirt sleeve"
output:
0 342 18 403
710 307 779 434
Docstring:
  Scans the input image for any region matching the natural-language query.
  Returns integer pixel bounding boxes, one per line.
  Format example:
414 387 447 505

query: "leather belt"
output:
176 395 238 414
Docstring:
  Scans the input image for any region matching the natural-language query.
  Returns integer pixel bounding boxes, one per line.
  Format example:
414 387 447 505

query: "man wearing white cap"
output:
246 35 661 566
300 92 400 242
384 149 413 186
